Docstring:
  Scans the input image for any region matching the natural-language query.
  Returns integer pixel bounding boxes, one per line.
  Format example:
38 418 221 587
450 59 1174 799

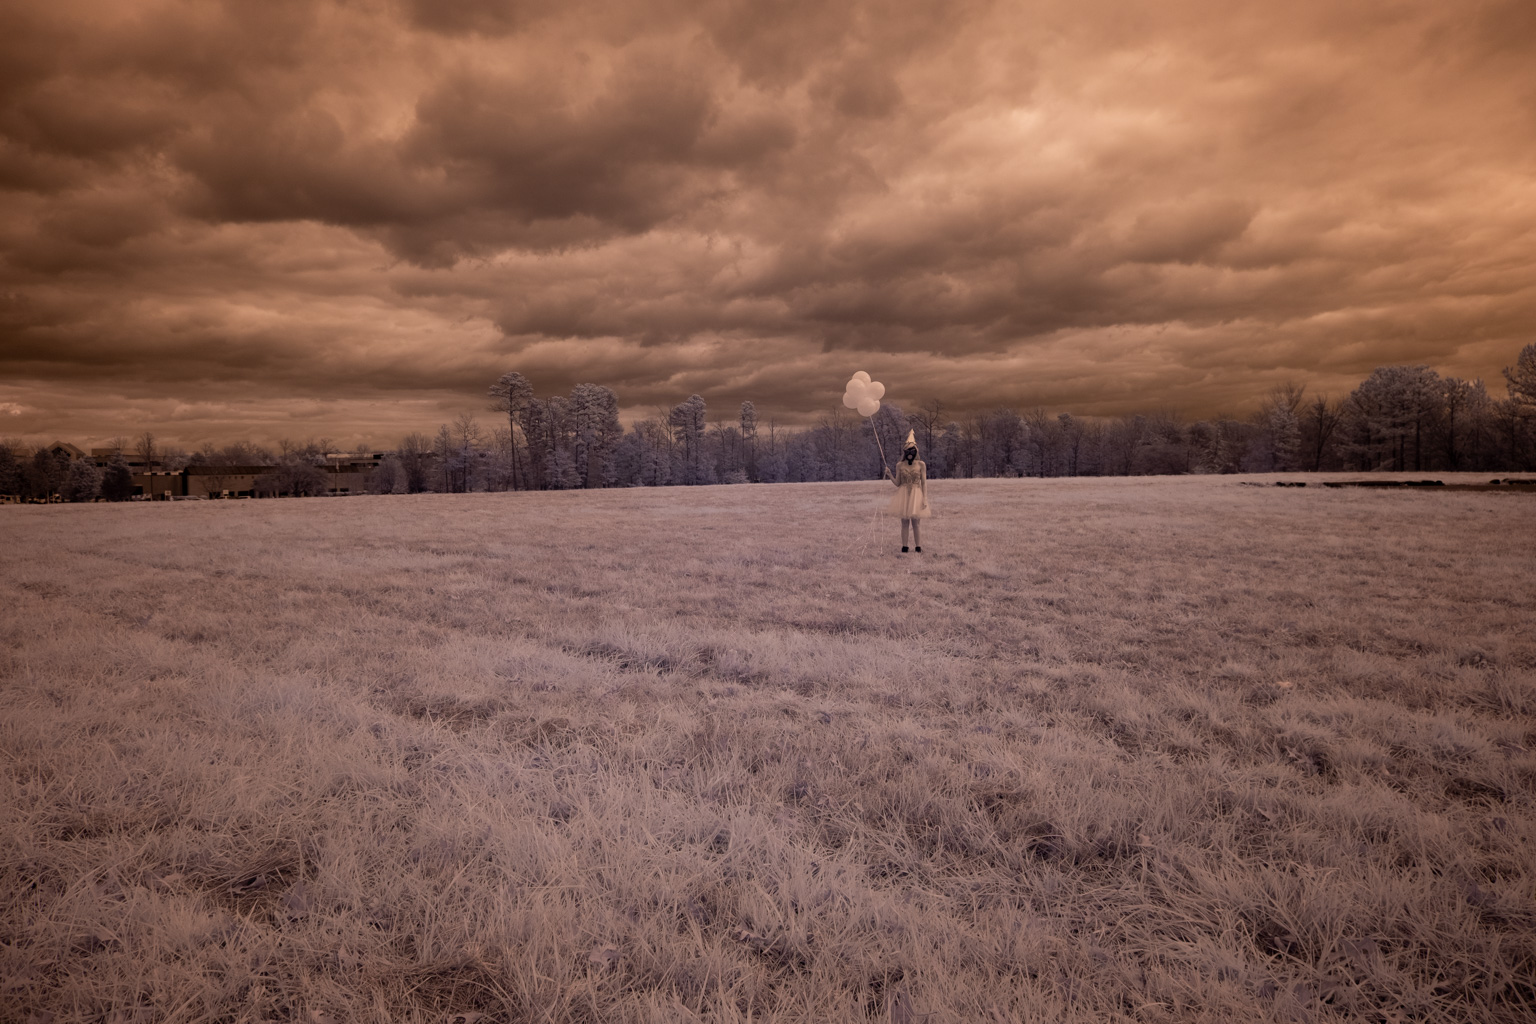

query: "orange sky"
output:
2 0 1534 449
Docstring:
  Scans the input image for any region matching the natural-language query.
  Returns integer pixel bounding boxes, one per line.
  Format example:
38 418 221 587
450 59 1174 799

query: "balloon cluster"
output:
842 371 885 417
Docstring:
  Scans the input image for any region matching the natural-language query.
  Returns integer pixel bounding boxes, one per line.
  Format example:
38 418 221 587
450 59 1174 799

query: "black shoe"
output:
915 546 922 552
901 546 908 553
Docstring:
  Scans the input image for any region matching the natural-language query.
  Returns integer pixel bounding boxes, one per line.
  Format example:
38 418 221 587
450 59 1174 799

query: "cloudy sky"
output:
2 0 1533 449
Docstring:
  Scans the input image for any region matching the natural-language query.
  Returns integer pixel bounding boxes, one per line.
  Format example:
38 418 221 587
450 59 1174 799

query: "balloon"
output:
842 372 884 417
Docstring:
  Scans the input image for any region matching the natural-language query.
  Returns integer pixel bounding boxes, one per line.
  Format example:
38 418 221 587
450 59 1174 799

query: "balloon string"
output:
870 417 889 476
866 416 888 558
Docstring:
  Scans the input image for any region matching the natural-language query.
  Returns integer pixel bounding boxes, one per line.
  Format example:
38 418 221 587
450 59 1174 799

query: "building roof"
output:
47 441 87 459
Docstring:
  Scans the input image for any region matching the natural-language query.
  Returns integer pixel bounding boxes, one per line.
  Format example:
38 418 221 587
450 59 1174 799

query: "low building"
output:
128 462 383 498
131 471 195 499
317 455 382 495
182 465 273 498
41 442 389 498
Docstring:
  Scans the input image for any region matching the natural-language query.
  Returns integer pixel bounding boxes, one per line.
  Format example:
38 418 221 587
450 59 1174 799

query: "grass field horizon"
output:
4 475 1534 1023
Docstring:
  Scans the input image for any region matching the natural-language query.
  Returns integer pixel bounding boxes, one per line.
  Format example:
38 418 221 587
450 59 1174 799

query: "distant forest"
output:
4 345 1534 500
375 347 1536 491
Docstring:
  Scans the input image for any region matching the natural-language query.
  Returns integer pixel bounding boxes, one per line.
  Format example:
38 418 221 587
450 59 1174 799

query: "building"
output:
127 455 384 498
16 441 390 499
318 453 385 495
132 470 193 500
155 466 273 499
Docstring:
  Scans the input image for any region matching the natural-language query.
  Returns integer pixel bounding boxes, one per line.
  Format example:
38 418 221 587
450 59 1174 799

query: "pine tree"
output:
669 395 706 484
488 371 534 489
1505 343 1536 409
739 401 758 482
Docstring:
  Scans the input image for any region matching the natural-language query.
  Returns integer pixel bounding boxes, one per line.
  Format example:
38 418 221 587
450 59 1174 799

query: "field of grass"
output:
3 475 1534 1023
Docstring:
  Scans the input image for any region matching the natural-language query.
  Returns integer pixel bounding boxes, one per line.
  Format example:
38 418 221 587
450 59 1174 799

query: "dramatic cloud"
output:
2 0 1533 447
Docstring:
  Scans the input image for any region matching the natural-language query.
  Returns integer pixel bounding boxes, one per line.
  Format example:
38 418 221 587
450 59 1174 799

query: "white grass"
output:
2 475 1534 1023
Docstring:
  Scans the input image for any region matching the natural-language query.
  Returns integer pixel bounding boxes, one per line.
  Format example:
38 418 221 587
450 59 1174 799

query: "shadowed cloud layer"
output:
2 0 1533 447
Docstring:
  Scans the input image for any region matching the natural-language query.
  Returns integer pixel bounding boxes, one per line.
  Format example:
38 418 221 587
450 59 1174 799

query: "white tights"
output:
901 518 922 548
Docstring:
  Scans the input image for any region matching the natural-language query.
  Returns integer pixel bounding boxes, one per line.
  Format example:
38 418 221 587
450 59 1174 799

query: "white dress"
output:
885 460 931 518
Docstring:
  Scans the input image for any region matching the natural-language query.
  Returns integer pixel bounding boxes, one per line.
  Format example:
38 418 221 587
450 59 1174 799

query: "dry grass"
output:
3 475 1534 1023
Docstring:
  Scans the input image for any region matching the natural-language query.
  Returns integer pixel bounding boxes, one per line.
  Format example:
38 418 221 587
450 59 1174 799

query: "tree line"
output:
366 347 1536 491
0 435 362 502
4 345 1534 500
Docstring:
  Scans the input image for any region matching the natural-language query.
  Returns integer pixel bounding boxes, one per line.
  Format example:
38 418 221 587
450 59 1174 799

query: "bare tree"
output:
194 442 232 497
1269 381 1306 417
1301 394 1342 471
433 425 455 492
913 399 943 463
397 433 431 493
225 441 273 465
135 431 157 470
1059 413 1085 476
369 457 404 495
452 412 483 492
1438 377 1482 470
868 404 910 479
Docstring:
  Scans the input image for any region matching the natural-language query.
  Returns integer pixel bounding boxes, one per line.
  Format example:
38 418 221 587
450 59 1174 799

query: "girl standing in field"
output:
884 430 931 553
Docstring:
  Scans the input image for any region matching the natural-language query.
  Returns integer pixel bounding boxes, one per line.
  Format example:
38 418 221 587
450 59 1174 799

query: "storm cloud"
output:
2 0 1533 447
